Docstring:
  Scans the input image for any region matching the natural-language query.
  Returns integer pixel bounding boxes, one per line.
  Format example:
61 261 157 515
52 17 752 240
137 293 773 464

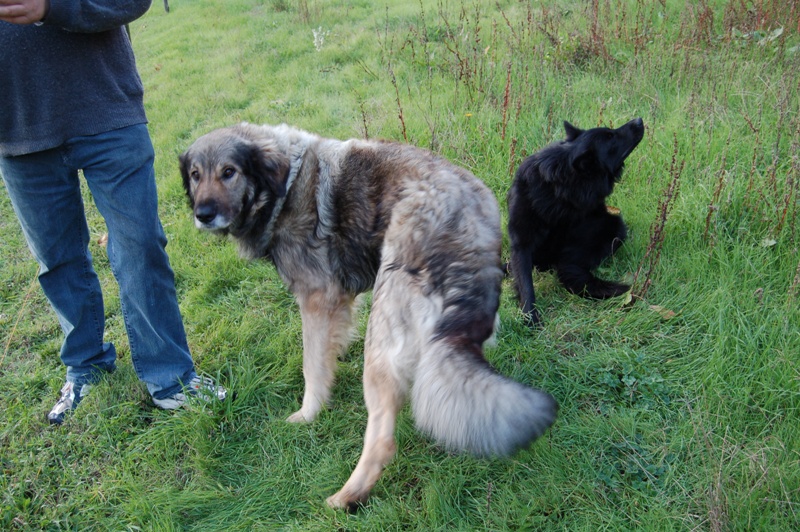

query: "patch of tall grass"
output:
1 0 798 529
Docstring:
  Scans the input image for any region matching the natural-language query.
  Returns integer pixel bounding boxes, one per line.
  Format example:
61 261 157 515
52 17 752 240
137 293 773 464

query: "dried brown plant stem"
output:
633 134 683 300
388 63 408 143
507 137 518 179
1 269 40 371
501 62 512 141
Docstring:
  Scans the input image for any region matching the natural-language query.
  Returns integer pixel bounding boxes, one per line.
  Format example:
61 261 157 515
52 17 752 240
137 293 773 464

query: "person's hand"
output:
0 0 49 25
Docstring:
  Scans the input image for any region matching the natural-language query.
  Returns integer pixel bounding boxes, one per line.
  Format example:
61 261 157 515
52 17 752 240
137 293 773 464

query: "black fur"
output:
329 147 396 293
507 118 645 326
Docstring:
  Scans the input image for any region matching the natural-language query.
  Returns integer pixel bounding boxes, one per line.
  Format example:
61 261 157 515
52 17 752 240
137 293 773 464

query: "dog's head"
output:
179 125 290 235
564 117 645 181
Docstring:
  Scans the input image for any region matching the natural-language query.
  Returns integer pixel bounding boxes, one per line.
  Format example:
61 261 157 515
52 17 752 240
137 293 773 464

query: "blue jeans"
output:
0 124 196 399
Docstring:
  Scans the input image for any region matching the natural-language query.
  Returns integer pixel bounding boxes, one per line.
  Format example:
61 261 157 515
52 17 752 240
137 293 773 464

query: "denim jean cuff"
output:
66 363 116 388
149 370 197 400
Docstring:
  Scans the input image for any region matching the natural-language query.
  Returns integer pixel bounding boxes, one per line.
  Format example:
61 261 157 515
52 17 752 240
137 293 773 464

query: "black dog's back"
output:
507 118 644 325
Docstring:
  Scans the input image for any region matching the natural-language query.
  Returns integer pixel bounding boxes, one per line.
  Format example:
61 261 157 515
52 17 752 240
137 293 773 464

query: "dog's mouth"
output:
195 216 230 232
623 120 645 158
613 139 644 182
620 141 641 162
193 201 232 232
617 131 644 169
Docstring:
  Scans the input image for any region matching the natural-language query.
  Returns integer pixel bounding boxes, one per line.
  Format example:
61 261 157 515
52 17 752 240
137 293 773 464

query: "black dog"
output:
507 118 644 325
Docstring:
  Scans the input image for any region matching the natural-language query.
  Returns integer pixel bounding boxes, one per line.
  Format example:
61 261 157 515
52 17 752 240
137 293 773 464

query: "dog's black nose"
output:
195 202 218 224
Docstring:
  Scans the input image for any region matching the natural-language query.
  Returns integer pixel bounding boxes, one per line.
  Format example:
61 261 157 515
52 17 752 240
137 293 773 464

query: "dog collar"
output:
256 142 307 255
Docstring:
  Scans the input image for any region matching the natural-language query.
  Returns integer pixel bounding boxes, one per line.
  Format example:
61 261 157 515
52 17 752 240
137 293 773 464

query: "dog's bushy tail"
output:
411 337 557 457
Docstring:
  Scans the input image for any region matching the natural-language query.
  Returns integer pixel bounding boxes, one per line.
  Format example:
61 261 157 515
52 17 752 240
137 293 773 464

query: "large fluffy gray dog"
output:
180 122 557 510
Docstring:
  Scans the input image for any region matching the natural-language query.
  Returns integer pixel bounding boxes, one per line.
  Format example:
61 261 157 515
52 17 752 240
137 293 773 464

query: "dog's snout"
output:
195 202 218 224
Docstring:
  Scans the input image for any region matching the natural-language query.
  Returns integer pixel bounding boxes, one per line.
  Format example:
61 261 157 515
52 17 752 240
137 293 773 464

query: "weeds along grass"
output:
1 0 799 529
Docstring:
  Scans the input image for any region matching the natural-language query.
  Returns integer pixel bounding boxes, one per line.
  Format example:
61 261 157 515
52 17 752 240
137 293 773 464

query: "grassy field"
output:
2 0 799 529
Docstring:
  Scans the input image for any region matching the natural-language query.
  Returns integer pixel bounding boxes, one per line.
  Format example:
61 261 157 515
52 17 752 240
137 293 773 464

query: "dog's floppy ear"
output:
241 142 290 198
564 121 583 142
178 151 195 207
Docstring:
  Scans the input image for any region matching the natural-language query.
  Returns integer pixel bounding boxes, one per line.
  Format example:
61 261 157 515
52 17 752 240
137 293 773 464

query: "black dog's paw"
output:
524 308 543 328
584 279 630 299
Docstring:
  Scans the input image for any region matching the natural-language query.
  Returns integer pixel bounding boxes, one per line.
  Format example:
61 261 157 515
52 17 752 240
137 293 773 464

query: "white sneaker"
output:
47 381 93 425
152 375 227 410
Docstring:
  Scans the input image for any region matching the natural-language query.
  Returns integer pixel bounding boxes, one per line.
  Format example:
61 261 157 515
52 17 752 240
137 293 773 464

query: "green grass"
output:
2 0 800 529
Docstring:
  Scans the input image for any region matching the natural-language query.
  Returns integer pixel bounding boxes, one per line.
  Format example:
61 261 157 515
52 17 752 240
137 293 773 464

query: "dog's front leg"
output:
287 289 355 423
509 243 541 325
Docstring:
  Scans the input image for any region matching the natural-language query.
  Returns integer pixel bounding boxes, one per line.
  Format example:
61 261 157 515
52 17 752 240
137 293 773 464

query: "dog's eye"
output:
190 170 200 182
221 167 236 180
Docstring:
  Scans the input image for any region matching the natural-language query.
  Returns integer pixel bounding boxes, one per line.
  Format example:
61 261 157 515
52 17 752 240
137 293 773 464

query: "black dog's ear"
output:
564 121 583 142
242 143 290 199
570 144 597 174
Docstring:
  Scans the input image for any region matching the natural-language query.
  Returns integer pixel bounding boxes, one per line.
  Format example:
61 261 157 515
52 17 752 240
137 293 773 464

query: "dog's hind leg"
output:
325 348 404 511
326 269 417 510
557 211 629 299
557 263 629 299
556 241 629 299
288 289 357 423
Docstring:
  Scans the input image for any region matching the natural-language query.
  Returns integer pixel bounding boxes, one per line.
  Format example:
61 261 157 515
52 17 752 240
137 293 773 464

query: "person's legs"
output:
66 124 197 400
0 149 117 387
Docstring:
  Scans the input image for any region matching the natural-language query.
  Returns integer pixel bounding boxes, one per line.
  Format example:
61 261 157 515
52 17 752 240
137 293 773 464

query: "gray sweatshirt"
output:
0 0 153 156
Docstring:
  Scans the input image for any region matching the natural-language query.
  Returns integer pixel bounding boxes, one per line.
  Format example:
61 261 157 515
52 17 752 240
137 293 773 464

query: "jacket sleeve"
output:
43 0 153 33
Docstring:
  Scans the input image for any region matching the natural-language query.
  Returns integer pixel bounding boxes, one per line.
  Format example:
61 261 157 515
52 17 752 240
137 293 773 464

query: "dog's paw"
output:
587 280 630 299
286 410 311 423
524 309 543 328
520 304 542 328
326 491 364 512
